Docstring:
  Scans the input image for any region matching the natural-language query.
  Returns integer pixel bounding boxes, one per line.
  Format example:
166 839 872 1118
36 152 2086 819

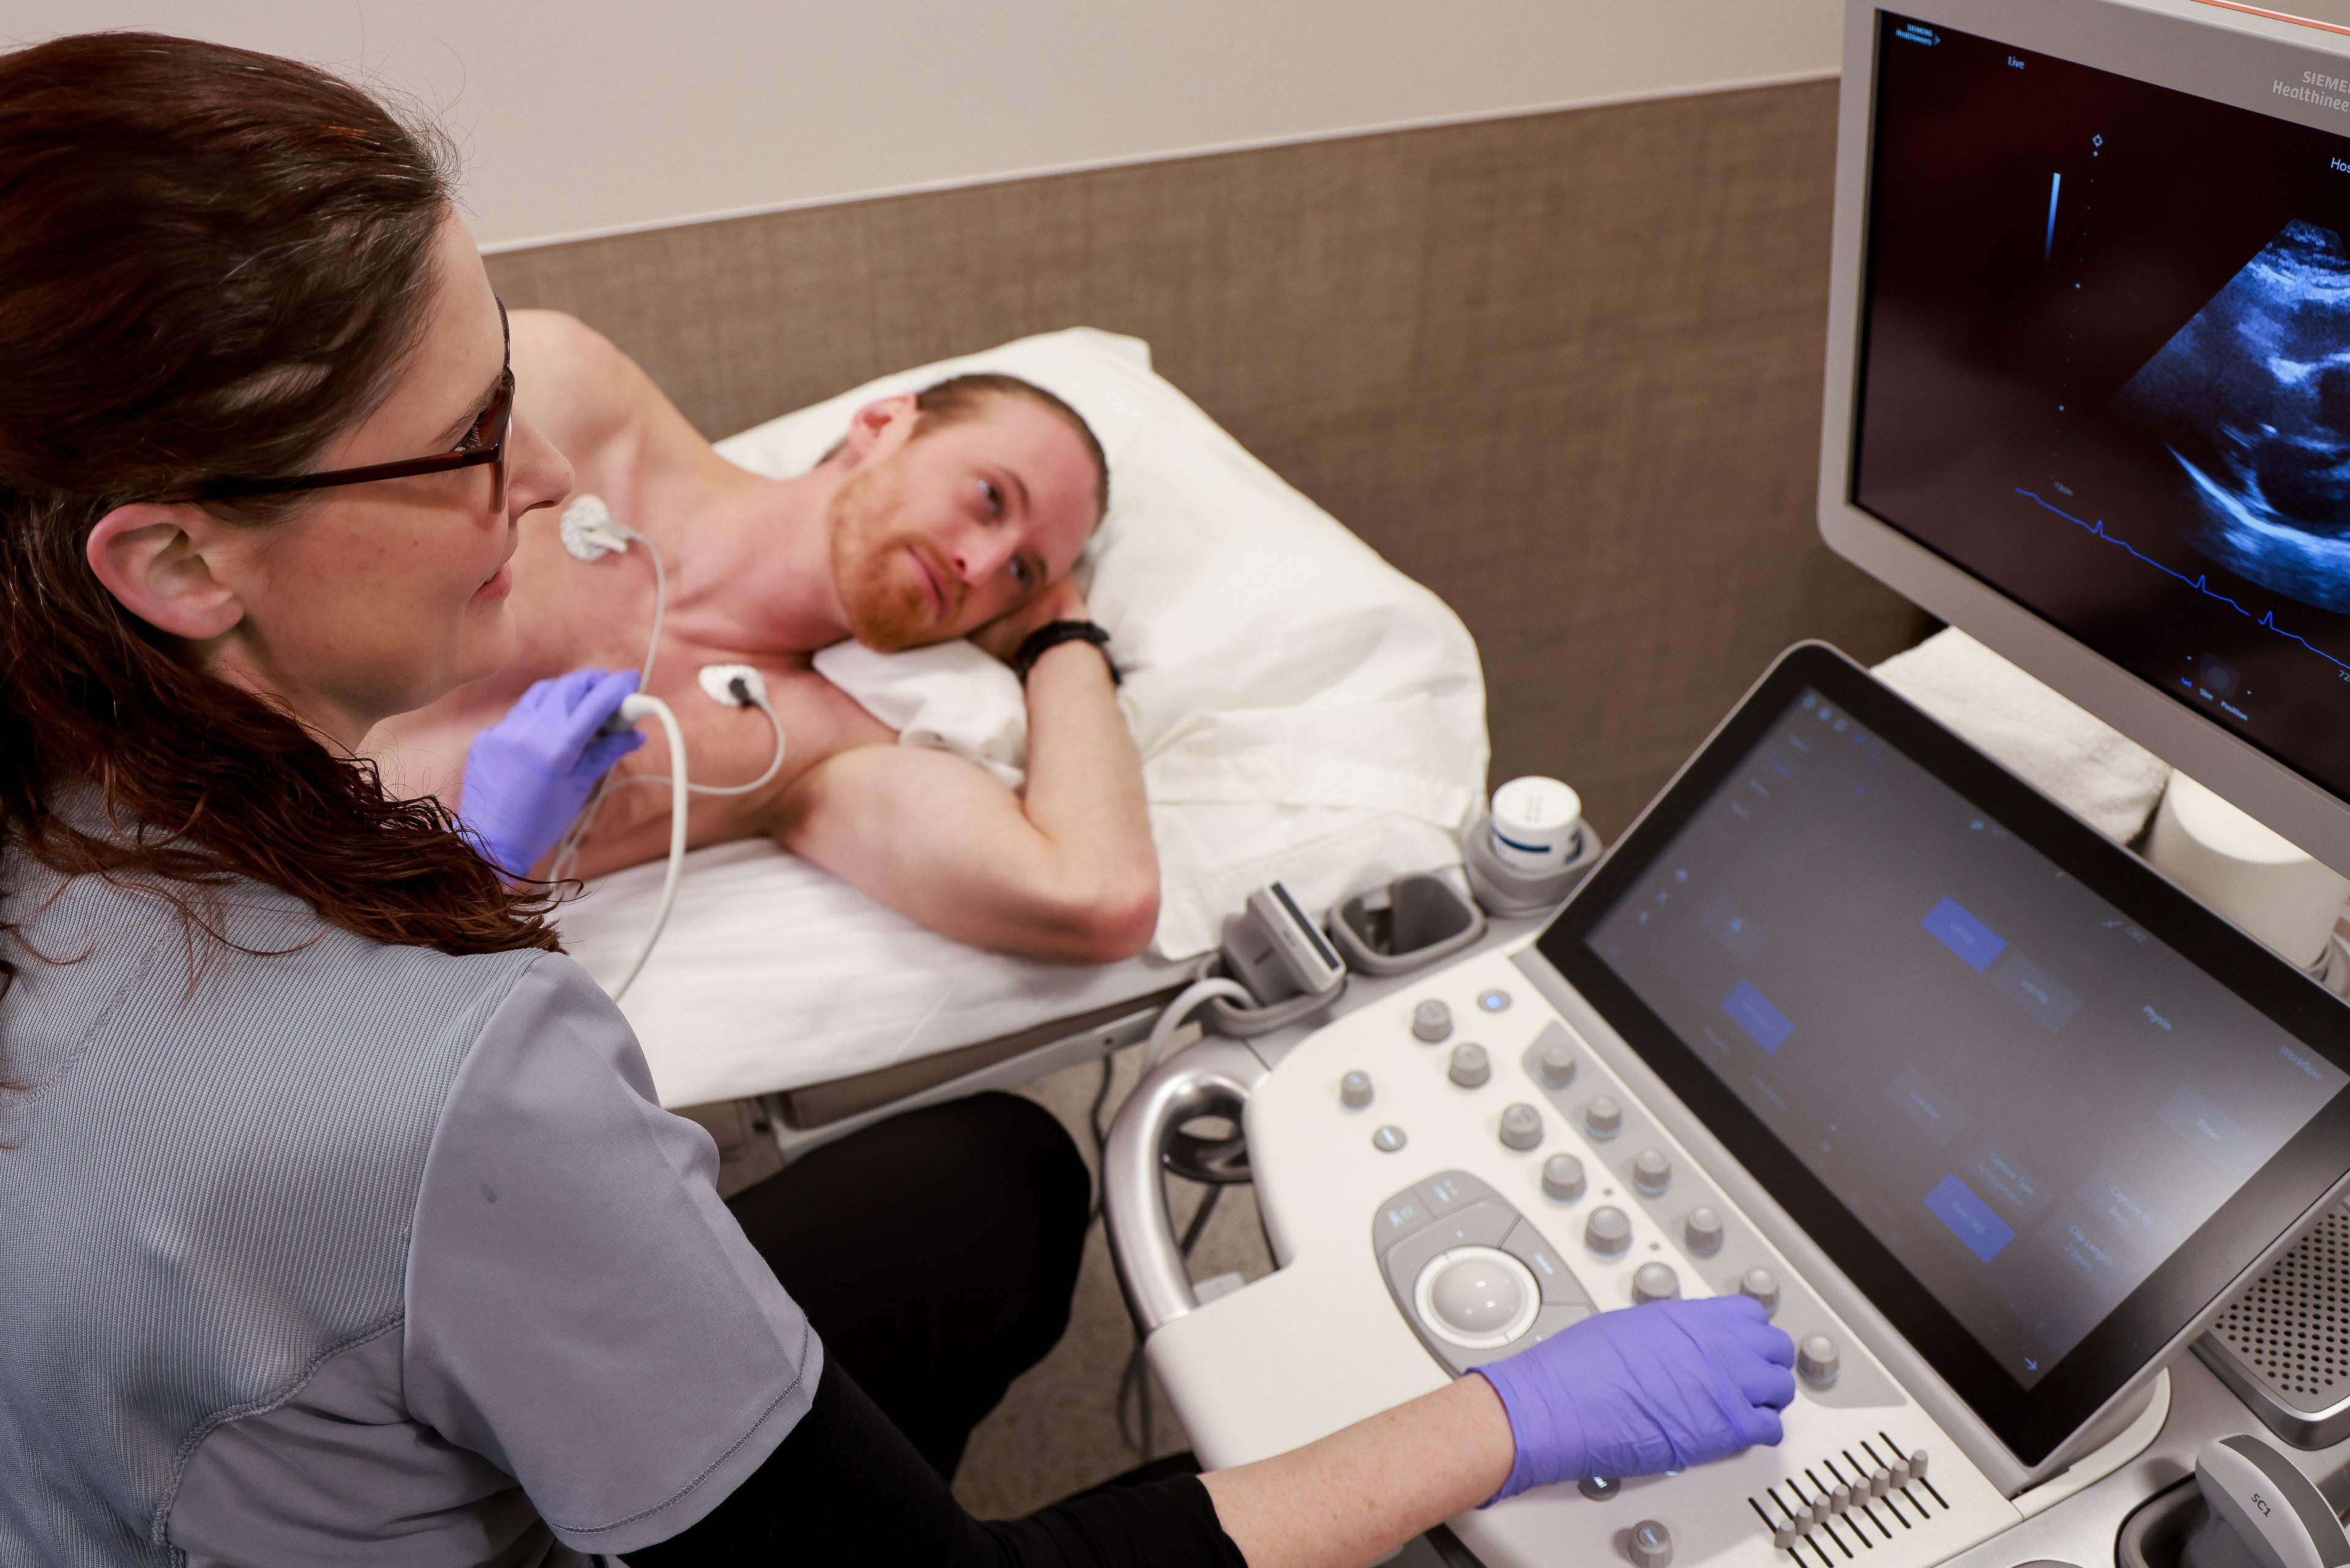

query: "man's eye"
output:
1010 557 1035 589
980 479 1004 518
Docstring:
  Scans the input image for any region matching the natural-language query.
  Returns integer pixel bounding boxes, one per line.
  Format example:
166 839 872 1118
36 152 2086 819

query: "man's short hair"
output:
905 372 1112 520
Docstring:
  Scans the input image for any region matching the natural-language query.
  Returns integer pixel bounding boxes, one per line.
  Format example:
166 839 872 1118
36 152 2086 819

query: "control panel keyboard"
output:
1143 948 2025 1568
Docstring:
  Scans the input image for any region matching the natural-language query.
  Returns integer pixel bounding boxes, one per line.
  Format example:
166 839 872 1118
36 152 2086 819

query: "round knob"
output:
1372 1124 1408 1152
1628 1518 1674 1568
1498 1103 1543 1150
1340 1071 1373 1109
1537 1040 1577 1087
1739 1266 1781 1315
1586 1204 1632 1256
1430 1254 1529 1336
1797 1332 1840 1386
1449 1043 1491 1088
1684 1206 1724 1256
1579 1475 1620 1501
1632 1261 1681 1304
1632 1148 1671 1194
1542 1153 1587 1201
1585 1094 1624 1138
1412 999 1453 1042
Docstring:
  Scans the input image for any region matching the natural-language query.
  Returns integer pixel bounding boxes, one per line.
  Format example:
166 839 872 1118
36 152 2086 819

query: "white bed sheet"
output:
561 840 1190 1106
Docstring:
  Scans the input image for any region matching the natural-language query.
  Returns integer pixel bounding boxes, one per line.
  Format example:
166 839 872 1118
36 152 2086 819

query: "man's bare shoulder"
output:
510 310 712 487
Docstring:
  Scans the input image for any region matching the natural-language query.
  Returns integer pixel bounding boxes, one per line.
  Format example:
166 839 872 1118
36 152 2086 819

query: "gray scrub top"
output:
0 853 821 1566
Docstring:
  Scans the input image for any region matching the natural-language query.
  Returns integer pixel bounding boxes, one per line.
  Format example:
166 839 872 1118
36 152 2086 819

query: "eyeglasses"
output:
187 301 513 510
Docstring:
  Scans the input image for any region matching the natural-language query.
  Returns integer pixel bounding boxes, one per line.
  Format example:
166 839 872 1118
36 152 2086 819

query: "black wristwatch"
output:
1011 619 1119 685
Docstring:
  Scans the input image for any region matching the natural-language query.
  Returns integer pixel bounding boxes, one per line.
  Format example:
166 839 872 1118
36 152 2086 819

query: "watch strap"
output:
1011 619 1119 685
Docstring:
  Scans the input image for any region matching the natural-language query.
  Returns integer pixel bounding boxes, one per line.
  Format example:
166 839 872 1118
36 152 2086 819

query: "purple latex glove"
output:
1474 1296 1795 1502
458 668 646 878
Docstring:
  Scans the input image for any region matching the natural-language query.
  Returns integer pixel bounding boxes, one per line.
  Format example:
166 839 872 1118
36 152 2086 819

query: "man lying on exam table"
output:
0 31 1797 1567
372 317 1158 965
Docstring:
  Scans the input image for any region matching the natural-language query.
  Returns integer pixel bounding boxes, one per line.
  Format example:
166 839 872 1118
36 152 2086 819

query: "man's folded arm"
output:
770 638 1158 964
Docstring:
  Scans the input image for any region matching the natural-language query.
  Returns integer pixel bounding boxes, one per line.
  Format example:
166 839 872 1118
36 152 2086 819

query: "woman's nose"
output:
506 411 574 521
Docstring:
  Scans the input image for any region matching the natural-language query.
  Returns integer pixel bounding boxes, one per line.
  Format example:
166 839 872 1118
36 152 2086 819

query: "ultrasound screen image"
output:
2118 220 2350 614
1854 16 2350 798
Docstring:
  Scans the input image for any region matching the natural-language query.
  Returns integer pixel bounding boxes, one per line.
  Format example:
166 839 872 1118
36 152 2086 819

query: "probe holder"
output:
1326 873 1486 975
1463 812 1604 916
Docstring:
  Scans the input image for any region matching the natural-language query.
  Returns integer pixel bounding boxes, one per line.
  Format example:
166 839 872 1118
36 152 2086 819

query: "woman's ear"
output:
841 394 918 463
84 503 245 642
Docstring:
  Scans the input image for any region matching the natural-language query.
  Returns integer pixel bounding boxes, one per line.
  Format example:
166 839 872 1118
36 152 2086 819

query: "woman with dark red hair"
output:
0 32 1791 1568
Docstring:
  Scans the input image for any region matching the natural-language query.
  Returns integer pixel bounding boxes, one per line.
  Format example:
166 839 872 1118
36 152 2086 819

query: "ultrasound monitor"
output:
1818 0 2350 873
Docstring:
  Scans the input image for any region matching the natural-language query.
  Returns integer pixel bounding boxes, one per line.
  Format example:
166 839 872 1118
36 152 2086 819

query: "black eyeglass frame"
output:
183 301 513 508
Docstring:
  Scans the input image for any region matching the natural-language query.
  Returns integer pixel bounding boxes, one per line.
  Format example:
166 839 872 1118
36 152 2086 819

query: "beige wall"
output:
4 0 1838 249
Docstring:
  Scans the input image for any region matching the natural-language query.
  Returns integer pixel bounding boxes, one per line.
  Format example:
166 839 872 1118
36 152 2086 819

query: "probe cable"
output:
606 692 688 1003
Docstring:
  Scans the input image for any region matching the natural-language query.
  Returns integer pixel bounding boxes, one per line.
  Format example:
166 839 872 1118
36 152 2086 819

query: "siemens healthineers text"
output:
1112 5 2350 1568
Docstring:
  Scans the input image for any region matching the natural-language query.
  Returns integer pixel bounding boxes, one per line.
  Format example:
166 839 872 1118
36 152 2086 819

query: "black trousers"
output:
722 1090 1092 1478
636 1092 1244 1567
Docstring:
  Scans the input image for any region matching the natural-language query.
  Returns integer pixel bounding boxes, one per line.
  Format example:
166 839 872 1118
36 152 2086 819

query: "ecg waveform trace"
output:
2014 487 2350 677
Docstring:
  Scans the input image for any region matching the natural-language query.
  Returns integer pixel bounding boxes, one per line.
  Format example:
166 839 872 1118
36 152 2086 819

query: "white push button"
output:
1499 1103 1543 1150
1739 1266 1781 1315
1797 1332 1840 1387
1373 1125 1408 1152
1586 1205 1632 1256
1632 1148 1671 1194
1632 1261 1680 1304
1684 1206 1724 1256
1537 1040 1577 1087
1412 1000 1453 1042
1450 1043 1491 1088
1543 1154 1587 1201
1586 1095 1624 1138
1340 1071 1373 1109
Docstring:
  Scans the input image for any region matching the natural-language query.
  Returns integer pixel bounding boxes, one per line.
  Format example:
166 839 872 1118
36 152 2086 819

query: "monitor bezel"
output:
1537 642 2350 1469
1818 0 2350 876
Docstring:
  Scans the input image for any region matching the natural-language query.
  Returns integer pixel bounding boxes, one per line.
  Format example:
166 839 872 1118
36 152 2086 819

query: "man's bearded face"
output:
827 456 940 652
826 401 1103 652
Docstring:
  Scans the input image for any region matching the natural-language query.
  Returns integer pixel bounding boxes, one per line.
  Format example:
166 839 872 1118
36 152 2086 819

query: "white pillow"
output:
714 327 1490 957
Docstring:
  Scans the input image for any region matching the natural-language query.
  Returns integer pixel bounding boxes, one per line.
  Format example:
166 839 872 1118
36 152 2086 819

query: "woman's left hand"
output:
458 668 645 878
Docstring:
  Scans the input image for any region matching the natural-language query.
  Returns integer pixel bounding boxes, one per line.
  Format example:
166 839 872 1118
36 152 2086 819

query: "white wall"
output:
1 1 1840 251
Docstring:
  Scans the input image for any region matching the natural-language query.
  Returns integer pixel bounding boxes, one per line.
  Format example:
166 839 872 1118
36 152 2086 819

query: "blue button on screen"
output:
1722 981 1795 1053
1922 897 2009 974
1924 1173 2016 1263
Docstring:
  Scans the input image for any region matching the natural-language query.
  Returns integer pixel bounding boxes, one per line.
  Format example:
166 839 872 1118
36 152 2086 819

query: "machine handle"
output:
1103 1036 1268 1337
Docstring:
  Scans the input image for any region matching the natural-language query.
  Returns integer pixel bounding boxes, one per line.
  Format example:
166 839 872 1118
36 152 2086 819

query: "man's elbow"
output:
1050 867 1160 965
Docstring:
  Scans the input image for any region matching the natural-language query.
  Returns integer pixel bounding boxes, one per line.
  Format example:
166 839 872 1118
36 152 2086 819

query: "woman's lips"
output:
473 561 513 603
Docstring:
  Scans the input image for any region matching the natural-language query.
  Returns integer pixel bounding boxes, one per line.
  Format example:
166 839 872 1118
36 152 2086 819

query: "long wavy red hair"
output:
0 34 562 1027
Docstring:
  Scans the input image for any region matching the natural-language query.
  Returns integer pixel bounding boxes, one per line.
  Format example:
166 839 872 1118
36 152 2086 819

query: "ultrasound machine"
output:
1103 2 2350 1566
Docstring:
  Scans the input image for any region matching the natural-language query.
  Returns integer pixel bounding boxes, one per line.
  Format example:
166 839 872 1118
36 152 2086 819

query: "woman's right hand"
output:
458 668 644 878
1473 1295 1796 1501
